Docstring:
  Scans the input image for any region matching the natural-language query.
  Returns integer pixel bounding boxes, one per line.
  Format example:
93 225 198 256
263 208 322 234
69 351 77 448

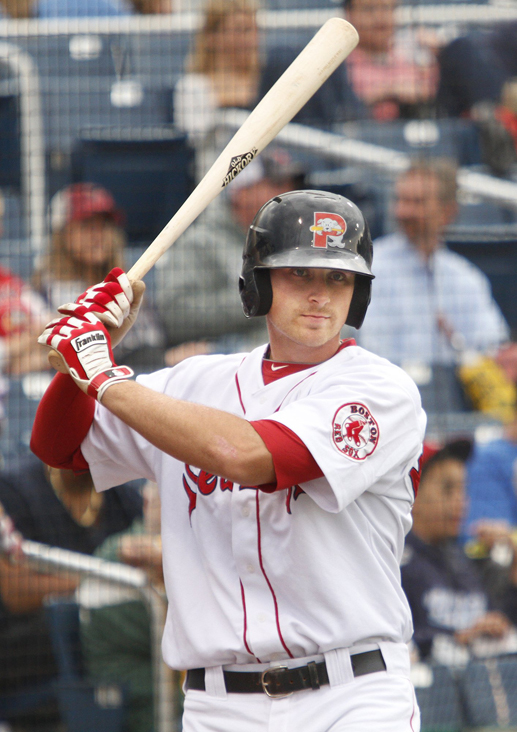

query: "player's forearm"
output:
101 380 276 486
0 557 79 614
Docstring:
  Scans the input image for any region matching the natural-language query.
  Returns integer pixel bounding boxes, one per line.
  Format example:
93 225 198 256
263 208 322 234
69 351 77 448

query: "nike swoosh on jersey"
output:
271 364 289 371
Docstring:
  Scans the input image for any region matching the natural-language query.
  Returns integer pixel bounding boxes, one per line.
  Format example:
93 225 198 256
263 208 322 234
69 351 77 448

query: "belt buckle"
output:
261 665 293 699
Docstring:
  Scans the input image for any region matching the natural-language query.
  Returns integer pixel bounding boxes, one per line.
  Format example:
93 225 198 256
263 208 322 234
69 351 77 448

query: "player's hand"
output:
56 268 146 348
455 611 511 645
0 508 24 561
38 312 134 401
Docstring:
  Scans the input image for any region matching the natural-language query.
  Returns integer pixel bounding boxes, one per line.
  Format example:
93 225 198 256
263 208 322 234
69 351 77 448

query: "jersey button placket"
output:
232 489 277 658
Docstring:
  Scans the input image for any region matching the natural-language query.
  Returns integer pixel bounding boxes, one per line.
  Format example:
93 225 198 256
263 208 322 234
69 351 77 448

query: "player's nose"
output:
307 275 331 305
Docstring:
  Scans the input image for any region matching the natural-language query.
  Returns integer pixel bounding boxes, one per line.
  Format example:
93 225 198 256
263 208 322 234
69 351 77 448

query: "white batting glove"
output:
57 267 133 329
38 311 134 402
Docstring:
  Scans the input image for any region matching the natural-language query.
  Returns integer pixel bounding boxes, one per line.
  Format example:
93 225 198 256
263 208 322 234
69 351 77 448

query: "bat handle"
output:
47 349 68 374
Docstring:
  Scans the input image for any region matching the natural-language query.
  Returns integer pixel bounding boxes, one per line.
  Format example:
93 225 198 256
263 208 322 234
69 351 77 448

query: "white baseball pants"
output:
181 643 421 732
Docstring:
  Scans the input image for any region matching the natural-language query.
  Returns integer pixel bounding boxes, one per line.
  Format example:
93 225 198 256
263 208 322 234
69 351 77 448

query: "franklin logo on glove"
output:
71 331 108 352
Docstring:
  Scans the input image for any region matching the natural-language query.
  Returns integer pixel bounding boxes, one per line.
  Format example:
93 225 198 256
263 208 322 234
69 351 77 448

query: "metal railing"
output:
22 539 176 732
217 108 517 210
0 41 46 253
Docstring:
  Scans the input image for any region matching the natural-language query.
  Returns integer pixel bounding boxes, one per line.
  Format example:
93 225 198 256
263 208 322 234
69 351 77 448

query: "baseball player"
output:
32 190 425 731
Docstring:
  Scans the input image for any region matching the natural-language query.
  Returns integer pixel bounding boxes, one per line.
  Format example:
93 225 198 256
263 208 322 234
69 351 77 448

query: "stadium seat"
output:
0 681 57 726
459 655 517 728
0 94 21 194
445 226 517 334
413 664 464 732
71 126 195 245
44 600 126 732
339 118 482 168
0 373 53 473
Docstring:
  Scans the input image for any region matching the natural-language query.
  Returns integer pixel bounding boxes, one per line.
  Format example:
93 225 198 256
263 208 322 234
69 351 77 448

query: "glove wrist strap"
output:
87 366 134 402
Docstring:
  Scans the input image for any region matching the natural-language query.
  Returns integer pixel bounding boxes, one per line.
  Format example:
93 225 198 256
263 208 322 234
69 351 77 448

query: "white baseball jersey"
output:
82 342 426 671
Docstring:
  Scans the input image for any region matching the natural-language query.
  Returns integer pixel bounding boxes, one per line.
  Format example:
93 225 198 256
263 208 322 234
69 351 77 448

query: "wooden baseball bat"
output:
126 17 358 281
47 18 358 371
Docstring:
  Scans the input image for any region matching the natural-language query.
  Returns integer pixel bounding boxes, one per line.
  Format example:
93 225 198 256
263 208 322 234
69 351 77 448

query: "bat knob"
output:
48 349 68 374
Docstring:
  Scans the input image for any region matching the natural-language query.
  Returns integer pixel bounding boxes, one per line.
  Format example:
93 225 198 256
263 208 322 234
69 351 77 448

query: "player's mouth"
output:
301 313 331 321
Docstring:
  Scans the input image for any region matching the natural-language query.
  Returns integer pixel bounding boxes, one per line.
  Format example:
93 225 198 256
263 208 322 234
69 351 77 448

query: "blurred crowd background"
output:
1 0 517 730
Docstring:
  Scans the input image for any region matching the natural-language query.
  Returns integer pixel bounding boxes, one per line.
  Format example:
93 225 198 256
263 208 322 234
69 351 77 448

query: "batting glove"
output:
38 312 134 402
57 267 133 328
56 268 145 349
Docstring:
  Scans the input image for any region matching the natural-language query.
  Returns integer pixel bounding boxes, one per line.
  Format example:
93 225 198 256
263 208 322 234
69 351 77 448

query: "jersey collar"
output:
262 338 356 385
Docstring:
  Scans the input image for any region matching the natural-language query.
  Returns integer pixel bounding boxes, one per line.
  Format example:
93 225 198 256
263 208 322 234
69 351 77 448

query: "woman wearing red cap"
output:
33 183 165 368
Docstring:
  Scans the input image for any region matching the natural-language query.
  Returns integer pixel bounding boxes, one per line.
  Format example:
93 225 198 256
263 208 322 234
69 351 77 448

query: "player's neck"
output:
267 333 343 365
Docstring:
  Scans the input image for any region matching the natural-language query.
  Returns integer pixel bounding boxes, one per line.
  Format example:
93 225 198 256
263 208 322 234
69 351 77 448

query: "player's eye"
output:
328 270 347 282
291 268 309 278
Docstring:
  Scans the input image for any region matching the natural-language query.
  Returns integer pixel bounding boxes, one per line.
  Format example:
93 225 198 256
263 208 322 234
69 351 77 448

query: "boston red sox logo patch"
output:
332 402 379 460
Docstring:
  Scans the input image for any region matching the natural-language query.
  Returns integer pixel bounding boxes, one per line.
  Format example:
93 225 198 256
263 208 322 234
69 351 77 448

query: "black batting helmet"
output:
239 189 374 329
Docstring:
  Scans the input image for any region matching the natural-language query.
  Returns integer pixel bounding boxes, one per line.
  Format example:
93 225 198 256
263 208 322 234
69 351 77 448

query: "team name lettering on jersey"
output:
332 402 379 461
182 465 306 521
183 464 234 521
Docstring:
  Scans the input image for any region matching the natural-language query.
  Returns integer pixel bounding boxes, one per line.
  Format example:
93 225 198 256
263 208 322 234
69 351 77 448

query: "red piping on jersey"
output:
273 371 317 413
235 356 247 414
410 694 417 731
235 374 246 414
255 490 294 659
240 580 260 662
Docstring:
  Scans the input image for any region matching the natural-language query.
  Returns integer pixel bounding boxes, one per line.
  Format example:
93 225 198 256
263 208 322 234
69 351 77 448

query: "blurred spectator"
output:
79 481 163 732
0 191 49 379
0 455 142 726
344 0 438 121
33 183 165 368
464 412 517 536
497 78 517 155
0 0 33 16
34 0 134 17
156 147 305 356
174 0 261 141
358 158 509 367
437 23 517 119
131 0 172 11
258 0 438 128
401 439 517 666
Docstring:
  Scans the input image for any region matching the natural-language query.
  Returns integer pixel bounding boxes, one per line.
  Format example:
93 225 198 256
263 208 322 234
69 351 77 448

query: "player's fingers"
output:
45 310 101 331
131 280 146 310
104 267 133 303
57 302 106 322
37 328 55 346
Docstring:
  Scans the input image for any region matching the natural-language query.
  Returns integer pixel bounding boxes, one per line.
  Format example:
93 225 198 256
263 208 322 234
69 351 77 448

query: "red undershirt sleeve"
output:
30 372 94 473
250 419 323 493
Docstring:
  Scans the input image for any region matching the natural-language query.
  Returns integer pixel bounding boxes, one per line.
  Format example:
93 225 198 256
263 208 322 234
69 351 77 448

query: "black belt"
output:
185 649 386 698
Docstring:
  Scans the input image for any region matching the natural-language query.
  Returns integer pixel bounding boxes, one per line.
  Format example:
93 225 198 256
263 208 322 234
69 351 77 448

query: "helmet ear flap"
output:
346 276 372 329
239 268 272 318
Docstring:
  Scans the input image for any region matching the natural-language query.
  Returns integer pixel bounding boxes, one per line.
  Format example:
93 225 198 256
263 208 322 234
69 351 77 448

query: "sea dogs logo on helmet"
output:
310 212 347 249
332 402 379 461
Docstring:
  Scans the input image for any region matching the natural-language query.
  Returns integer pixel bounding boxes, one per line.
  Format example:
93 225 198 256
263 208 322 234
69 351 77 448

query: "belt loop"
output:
324 648 354 687
204 666 228 699
378 641 411 679
307 661 320 690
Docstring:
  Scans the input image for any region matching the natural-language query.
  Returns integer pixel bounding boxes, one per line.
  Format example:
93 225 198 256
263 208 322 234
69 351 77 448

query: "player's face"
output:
413 459 467 542
267 267 355 363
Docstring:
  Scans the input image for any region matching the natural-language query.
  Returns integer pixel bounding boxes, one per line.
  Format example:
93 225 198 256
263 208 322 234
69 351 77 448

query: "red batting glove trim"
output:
87 366 134 401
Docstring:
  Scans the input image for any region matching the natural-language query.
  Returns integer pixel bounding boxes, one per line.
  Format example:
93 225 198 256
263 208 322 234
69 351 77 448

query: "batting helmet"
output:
239 189 374 329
